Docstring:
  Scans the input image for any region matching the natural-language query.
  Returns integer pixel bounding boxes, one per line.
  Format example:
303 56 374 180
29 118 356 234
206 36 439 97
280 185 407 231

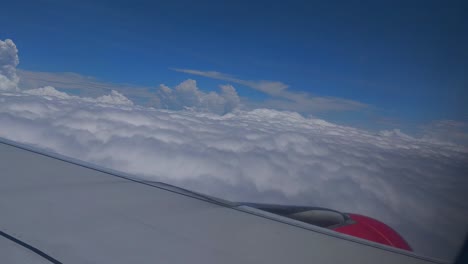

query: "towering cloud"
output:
0 39 19 91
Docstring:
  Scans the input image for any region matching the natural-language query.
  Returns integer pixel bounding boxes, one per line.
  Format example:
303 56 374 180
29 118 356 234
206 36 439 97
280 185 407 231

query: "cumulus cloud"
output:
0 39 19 91
153 80 240 114
17 70 240 114
0 89 467 261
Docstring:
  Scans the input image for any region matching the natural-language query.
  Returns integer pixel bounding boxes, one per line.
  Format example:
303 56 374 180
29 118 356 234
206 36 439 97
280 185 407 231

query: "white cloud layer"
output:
22 86 134 106
1 39 467 261
0 89 467 261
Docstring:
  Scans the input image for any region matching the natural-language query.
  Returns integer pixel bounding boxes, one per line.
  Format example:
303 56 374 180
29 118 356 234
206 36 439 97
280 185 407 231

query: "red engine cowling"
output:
333 213 412 251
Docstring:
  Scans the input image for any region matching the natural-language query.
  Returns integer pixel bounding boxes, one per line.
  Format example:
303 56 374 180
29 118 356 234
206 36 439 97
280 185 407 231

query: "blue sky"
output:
1 0 467 131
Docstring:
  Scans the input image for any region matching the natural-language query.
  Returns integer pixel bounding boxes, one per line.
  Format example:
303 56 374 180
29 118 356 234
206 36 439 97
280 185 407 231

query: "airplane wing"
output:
0 138 444 264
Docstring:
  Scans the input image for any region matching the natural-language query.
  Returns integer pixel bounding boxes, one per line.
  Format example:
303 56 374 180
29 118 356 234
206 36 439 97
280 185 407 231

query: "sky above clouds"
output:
0 0 467 262
1 0 467 129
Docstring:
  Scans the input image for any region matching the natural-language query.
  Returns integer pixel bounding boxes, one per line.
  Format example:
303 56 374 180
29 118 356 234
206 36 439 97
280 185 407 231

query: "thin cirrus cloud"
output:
17 69 148 95
1 38 468 261
172 68 368 112
18 68 365 114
